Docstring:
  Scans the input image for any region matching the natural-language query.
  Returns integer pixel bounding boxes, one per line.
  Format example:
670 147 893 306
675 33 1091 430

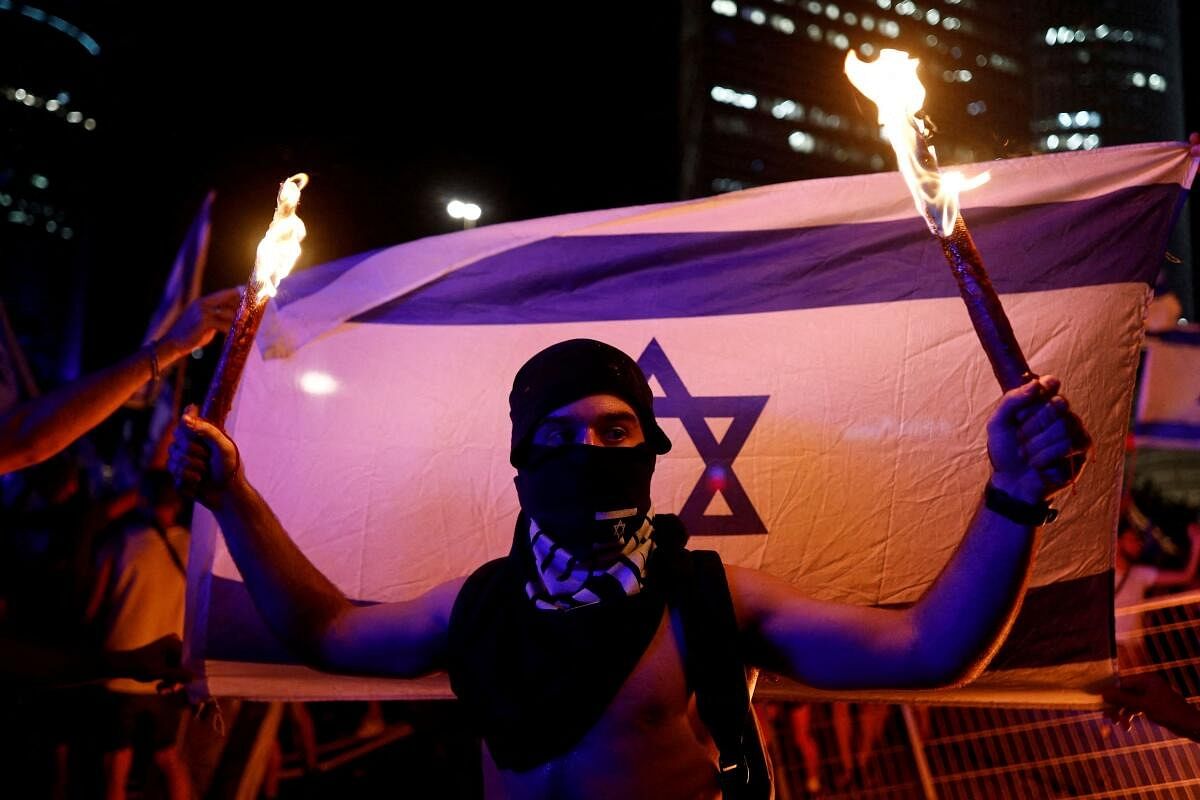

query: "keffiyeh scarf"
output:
525 512 656 610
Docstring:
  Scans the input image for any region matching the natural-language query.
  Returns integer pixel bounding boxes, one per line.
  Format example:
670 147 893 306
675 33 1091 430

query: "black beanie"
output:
508 339 672 467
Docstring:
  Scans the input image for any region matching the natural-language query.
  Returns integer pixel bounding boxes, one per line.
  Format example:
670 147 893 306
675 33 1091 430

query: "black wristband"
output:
985 482 1058 526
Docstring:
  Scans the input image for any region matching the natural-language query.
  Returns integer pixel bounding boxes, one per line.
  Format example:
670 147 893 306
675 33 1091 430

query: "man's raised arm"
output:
730 375 1090 689
0 289 238 474
170 410 461 678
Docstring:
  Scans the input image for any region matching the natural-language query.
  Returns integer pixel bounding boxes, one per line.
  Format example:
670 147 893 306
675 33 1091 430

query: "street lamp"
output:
447 199 482 229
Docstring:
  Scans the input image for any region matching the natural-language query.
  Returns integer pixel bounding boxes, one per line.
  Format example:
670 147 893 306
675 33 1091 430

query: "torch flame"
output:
253 173 309 301
844 49 988 236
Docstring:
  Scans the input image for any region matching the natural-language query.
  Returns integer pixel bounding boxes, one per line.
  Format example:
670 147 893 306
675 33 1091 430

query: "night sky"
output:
82 4 683 366
30 3 1200 369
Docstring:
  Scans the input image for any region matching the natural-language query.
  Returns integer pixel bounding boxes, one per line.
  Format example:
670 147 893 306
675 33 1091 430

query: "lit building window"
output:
1131 72 1146 88
942 16 960 30
1084 134 1100 150
844 11 857 25
925 8 940 25
825 4 839 21
806 23 822 39
966 100 987 116
711 85 758 109
1045 134 1060 149
712 0 738 17
788 130 816 152
805 1 822 14
810 107 842 129
859 42 875 56
861 14 875 30
771 99 804 119
1095 24 1110 38
829 31 849 49
879 19 899 37
876 0 891 8
1067 133 1083 150
742 6 767 24
770 14 795 33
713 178 750 192
1148 74 1167 92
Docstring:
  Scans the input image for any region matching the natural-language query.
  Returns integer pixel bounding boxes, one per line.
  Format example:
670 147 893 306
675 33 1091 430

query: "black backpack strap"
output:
672 548 771 798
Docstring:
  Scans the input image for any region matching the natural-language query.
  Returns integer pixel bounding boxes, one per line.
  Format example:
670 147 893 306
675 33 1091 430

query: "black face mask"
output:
514 444 656 554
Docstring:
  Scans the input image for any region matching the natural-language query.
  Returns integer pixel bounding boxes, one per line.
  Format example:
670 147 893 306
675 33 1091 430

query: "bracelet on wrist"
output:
985 481 1058 526
145 339 161 389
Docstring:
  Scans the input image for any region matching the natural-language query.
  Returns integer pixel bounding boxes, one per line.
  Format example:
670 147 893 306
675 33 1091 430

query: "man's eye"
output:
604 427 628 442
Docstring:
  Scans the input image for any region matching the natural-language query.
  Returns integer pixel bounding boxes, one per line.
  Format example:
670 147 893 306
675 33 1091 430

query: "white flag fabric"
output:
1134 326 1200 450
187 143 1196 706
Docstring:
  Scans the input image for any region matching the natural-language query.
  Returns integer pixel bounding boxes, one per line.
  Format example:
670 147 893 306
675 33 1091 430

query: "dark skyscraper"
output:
680 0 1033 198
0 3 103 383
1025 0 1191 318
679 0 1192 315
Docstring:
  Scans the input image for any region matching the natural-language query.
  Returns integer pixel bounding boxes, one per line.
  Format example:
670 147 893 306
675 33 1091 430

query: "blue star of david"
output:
636 339 768 536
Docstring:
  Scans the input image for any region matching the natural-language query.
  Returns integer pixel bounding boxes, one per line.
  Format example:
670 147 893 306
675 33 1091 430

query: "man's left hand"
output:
986 375 1090 504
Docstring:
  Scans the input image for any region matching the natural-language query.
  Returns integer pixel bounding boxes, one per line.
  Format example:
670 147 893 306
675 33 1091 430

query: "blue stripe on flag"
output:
1133 422 1200 442
343 185 1173 325
276 248 386 307
1148 329 1200 346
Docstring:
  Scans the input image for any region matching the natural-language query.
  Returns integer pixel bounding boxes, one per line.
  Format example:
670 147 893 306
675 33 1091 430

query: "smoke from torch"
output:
201 174 309 429
844 50 1034 393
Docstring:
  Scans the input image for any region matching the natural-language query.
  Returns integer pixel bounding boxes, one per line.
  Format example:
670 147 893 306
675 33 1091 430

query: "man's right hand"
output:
168 403 243 508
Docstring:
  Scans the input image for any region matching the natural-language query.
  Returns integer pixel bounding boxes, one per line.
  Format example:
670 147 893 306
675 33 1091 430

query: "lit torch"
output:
201 173 309 429
844 50 1033 392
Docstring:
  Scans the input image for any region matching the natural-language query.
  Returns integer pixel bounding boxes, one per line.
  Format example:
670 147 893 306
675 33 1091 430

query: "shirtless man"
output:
171 338 1088 799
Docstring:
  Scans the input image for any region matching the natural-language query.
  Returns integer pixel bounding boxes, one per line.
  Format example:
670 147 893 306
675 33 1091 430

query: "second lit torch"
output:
201 173 309 429
844 50 1033 392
